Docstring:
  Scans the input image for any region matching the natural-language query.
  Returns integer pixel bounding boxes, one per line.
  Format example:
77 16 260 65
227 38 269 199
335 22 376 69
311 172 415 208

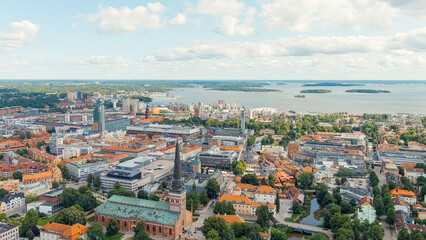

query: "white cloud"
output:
261 0 399 32
216 7 256 36
87 3 166 34
13 60 30 65
90 55 126 65
196 0 245 16
146 27 426 61
0 20 39 52
196 0 255 36
62 56 127 67
169 13 187 25
386 0 426 17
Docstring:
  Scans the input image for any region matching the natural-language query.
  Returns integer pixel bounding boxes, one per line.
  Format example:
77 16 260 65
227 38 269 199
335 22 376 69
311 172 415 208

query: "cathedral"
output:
95 139 193 239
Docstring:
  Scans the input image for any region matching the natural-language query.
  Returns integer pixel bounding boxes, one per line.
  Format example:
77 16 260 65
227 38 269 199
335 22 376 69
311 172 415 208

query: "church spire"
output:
170 138 185 193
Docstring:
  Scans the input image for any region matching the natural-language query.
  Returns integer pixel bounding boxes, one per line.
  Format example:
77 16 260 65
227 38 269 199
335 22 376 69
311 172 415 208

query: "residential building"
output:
340 186 370 204
0 223 18 240
0 193 25 216
40 222 88 240
218 195 252 215
217 215 245 226
66 161 108 179
26 188 64 216
199 145 238 167
404 168 426 184
391 189 417 205
254 186 276 204
358 204 376 224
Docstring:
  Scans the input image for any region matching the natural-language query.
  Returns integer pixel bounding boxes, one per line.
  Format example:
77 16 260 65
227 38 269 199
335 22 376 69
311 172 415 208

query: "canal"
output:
287 232 311 239
296 196 323 226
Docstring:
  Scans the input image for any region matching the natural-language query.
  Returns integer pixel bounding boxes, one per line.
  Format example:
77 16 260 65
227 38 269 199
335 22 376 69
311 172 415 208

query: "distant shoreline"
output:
346 89 390 93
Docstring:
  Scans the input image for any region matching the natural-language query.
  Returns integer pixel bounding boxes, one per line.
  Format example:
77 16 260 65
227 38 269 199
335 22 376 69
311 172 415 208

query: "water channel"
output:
288 196 324 239
296 196 323 226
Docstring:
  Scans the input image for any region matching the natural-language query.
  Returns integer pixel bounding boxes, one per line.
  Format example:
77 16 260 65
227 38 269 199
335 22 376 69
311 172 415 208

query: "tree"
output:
256 205 272 228
397 227 410 240
306 233 329 240
25 194 38 204
241 174 260 185
12 171 23 181
94 176 101 190
200 189 209 206
187 190 200 213
106 217 120 236
386 207 396 225
55 205 87 225
374 196 385 217
205 179 220 199
138 190 148 199
87 173 94 188
21 209 39 238
298 173 314 189
366 223 385 240
134 221 146 235
52 181 59 189
411 230 423 240
201 216 234 240
206 229 221 240
0 189 8 198
78 185 90 194
275 192 280 213
148 194 160 201
26 229 35 240
135 231 153 240
247 135 256 146
261 178 268 185
293 202 302 214
323 203 341 229
373 186 381 197
161 181 168 189
340 200 354 214
369 172 379 187
87 223 105 240
0 212 6 221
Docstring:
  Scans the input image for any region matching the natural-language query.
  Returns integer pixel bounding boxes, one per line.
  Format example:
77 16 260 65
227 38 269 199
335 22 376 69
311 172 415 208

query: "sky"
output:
1 0 426 80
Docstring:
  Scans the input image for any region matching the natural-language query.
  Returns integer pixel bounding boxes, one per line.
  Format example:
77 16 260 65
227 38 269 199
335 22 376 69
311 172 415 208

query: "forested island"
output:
300 89 332 93
203 82 280 92
303 83 364 87
346 89 390 93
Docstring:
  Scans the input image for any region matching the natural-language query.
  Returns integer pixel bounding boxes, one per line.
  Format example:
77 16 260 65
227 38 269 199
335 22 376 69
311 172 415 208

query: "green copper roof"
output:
108 195 170 210
96 196 180 226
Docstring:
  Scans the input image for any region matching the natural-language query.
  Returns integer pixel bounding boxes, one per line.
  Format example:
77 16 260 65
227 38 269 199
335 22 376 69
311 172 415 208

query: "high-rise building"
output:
145 104 150 119
93 101 105 132
241 110 245 130
49 133 63 155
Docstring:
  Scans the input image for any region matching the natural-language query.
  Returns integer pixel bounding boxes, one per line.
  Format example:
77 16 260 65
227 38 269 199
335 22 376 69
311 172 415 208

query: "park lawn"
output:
285 213 301 222
37 215 56 226
105 233 124 240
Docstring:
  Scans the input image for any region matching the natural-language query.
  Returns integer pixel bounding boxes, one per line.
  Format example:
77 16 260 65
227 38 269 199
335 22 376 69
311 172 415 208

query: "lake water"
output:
287 232 311 240
153 82 426 114
296 197 323 226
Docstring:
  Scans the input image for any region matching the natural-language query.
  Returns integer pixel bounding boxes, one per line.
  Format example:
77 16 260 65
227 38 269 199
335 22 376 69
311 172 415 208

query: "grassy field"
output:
105 233 124 240
37 215 56 226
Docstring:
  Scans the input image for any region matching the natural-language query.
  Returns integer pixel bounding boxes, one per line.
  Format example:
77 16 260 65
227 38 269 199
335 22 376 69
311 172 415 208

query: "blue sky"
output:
1 0 426 80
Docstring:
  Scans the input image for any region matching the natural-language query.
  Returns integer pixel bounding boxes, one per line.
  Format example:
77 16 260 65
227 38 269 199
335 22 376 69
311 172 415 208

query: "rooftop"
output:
96 196 180 226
